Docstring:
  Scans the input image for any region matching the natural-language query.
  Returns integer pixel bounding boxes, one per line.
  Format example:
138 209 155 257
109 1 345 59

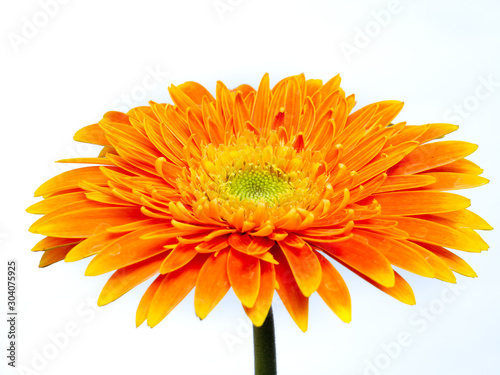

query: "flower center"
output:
227 166 292 204
180 131 331 231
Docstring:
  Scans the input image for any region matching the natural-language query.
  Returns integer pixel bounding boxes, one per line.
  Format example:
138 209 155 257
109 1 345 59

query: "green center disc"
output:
228 168 292 204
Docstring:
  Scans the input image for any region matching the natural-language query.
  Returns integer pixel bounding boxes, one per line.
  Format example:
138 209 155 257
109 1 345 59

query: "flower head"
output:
28 74 491 331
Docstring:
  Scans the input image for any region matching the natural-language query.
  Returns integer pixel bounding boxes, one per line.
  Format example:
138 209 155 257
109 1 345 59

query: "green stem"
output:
253 307 277 375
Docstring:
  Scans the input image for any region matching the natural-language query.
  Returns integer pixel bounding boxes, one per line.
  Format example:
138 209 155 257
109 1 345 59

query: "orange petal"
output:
376 174 437 193
390 141 478 175
274 246 309 332
457 227 489 250
136 275 165 327
315 252 351 323
34 166 112 197
342 136 391 175
374 271 416 305
228 233 275 255
98 253 165 306
216 81 235 131
203 228 236 241
372 101 404 127
232 83 256 98
177 81 215 104
425 158 483 175
98 146 116 157
373 191 470 216
195 235 230 253
29 200 110 233
147 255 207 327
27 192 87 214
352 230 435 278
252 73 271 129
393 216 484 252
401 241 456 282
387 124 428 145
106 219 164 233
171 220 219 232
282 77 302 134
201 97 224 144
326 250 415 305
243 261 275 327
102 110 132 125
353 266 416 305
418 172 489 190
56 157 115 165
355 143 418 186
168 84 203 123
34 207 145 238
317 238 395 287
85 224 172 276
415 123 458 144
278 241 322 297
194 250 230 319
253 251 279 265
274 251 309 332
32 237 81 252
227 249 261 308
85 191 136 207
65 230 121 262
314 93 340 136
423 244 477 277
250 224 274 237
73 124 111 146
432 209 493 230
281 233 306 248
305 78 322 97
39 245 75 268
345 102 377 129
266 80 288 132
160 243 198 273
233 92 251 135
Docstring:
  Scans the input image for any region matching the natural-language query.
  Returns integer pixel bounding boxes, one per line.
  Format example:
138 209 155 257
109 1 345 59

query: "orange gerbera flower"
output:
28 73 491 332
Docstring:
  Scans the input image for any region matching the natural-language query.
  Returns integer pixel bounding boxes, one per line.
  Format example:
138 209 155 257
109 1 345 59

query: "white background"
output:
1 0 499 374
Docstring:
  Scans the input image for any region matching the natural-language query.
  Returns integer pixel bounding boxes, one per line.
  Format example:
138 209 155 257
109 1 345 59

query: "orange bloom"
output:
28 74 491 331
